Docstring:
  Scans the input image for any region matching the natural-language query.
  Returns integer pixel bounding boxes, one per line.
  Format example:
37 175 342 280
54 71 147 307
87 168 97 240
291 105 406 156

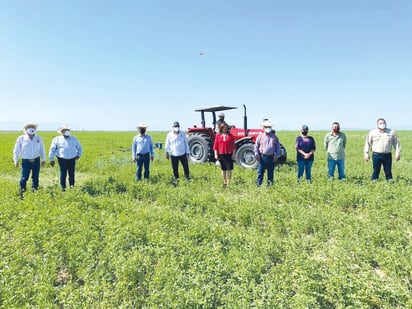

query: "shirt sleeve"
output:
149 136 155 157
13 136 22 164
393 131 401 157
39 137 46 161
49 137 57 161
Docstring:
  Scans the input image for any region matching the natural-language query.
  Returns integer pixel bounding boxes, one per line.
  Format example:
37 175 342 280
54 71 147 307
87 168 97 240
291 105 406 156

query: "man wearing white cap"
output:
49 125 83 190
132 123 154 180
13 123 46 194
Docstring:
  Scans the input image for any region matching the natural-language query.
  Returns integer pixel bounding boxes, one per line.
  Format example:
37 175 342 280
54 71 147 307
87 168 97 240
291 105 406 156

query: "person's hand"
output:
75 156 80 160
15 162 19 168
41 161 46 167
166 153 170 160
151 156 154 162
50 160 55 167
255 155 261 162
364 154 369 162
273 156 278 162
133 158 137 163
395 155 400 161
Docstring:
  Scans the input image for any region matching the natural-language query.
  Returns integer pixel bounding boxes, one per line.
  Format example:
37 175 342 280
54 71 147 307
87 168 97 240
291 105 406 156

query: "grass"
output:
0 130 411 308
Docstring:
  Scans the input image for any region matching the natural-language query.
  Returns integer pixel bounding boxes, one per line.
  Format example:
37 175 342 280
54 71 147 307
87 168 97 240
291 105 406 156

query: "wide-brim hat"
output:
261 120 272 127
57 124 71 134
136 123 148 129
23 122 38 132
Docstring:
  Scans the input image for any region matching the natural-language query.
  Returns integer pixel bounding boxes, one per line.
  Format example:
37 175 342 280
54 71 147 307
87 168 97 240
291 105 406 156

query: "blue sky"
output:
0 0 410 131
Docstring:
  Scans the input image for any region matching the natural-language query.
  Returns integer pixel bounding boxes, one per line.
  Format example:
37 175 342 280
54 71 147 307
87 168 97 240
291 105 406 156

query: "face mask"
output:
26 128 36 135
378 123 386 130
264 128 272 133
173 127 180 133
139 129 146 134
301 130 308 136
63 130 71 137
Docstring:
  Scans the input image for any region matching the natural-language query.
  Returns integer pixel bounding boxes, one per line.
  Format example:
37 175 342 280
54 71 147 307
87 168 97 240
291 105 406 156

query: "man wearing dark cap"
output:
165 121 191 182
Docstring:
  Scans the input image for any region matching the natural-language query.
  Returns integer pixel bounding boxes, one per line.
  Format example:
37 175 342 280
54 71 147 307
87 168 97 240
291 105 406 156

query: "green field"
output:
1 130 411 308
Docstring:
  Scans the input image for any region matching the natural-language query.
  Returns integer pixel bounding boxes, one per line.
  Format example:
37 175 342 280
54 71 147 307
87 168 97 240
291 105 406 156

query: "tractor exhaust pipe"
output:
243 104 248 136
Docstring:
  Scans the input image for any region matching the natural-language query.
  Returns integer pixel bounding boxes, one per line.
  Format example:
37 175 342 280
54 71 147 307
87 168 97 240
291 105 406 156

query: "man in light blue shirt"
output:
49 125 83 190
165 121 191 181
132 123 154 180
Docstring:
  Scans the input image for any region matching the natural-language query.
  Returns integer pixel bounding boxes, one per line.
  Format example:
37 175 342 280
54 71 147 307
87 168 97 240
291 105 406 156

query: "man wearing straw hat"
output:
254 119 281 187
132 123 154 180
13 122 46 195
49 125 83 190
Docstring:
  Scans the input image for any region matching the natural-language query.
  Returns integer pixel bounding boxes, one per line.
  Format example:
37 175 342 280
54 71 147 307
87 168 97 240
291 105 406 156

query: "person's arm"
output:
393 132 401 161
48 137 57 166
364 133 371 161
40 139 46 167
132 137 137 161
75 138 82 160
149 136 155 161
13 136 21 166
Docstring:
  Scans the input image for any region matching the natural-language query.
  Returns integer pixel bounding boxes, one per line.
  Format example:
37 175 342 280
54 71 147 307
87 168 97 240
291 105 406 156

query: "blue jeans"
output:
57 157 76 189
20 158 40 191
327 159 345 179
297 159 313 181
136 153 151 180
372 152 392 180
257 155 275 186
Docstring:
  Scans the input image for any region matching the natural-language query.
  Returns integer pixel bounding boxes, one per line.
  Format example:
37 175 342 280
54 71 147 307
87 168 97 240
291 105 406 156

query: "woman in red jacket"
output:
213 122 236 187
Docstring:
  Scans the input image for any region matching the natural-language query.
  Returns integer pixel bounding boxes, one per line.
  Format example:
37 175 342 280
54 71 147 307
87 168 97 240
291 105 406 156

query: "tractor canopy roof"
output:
194 106 237 113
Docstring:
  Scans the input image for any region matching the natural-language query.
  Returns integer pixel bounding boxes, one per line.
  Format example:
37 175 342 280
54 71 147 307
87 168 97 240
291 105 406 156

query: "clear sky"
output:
0 0 411 131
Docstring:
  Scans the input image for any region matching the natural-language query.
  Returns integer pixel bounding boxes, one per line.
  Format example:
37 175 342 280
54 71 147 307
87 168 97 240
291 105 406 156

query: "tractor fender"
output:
235 137 254 148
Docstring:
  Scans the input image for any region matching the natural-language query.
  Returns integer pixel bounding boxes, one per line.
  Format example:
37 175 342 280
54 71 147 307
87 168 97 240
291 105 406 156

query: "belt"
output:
373 152 391 155
23 157 40 162
262 154 274 157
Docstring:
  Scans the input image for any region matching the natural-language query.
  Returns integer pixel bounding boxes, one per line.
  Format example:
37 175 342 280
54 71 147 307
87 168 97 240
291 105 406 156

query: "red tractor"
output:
187 105 287 169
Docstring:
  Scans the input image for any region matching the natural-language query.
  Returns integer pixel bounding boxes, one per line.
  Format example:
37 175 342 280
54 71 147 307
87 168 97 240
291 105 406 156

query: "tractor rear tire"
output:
235 143 258 169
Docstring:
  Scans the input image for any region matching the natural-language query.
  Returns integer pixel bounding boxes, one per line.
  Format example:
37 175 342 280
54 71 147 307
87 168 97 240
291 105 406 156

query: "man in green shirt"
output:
324 122 347 180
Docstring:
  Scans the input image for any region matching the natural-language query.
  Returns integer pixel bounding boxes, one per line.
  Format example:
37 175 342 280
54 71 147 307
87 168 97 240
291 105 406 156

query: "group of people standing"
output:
13 123 82 197
294 118 401 183
12 117 402 196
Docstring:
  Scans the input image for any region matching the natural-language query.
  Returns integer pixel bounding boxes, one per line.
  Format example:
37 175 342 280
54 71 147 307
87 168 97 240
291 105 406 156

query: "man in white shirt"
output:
165 121 191 182
13 123 46 194
364 118 401 181
49 125 83 190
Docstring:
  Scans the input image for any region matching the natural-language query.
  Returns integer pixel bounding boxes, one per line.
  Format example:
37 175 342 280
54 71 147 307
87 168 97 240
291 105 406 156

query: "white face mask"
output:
378 123 386 130
264 127 272 133
63 130 71 137
26 128 36 135
173 127 180 133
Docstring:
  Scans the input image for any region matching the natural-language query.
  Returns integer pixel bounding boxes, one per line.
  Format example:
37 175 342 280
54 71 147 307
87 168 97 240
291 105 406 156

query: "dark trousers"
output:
57 157 76 189
20 158 40 191
171 155 190 179
372 152 392 180
135 153 150 180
